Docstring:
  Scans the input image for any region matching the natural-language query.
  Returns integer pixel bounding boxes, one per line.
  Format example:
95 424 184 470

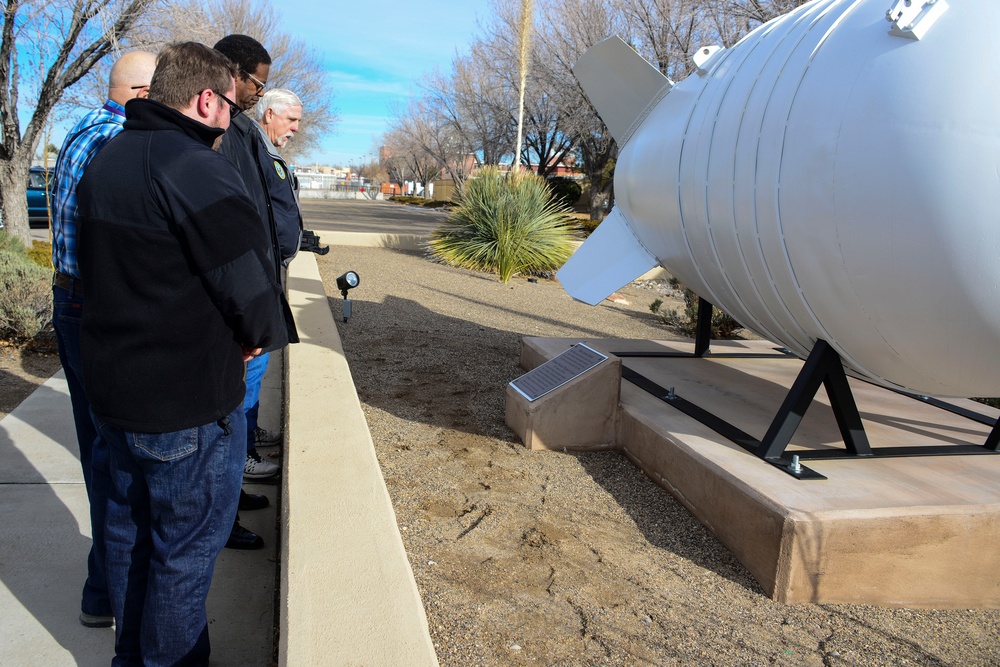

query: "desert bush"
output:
28 240 52 269
546 177 583 209
0 229 28 255
390 195 426 205
650 278 743 338
429 167 576 283
576 217 602 237
390 195 449 208
0 233 52 342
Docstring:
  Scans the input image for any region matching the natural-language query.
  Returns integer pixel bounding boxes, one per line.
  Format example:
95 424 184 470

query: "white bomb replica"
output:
557 0 998 398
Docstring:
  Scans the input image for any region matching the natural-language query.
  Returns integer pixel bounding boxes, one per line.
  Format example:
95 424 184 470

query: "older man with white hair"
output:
256 88 302 148
251 87 304 273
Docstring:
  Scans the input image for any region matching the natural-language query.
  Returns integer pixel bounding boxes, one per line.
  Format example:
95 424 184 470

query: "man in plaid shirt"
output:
50 50 156 629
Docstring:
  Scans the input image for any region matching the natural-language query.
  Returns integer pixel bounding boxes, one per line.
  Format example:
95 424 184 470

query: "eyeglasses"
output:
241 70 267 94
217 91 243 118
129 84 150 90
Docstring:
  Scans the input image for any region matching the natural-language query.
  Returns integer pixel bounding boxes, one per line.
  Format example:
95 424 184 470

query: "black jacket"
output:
77 99 288 433
220 115 303 346
251 120 303 265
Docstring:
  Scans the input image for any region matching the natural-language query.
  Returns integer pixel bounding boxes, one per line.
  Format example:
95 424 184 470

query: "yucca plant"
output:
429 166 576 283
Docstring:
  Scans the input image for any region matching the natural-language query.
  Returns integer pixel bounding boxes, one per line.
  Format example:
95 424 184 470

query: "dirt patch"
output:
317 246 1000 666
0 338 61 421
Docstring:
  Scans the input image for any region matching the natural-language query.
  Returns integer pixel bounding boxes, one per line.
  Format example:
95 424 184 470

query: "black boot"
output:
225 518 264 550
239 489 269 511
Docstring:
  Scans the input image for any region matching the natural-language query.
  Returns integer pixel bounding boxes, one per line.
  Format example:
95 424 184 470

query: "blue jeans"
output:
52 284 112 617
100 405 245 667
244 352 269 453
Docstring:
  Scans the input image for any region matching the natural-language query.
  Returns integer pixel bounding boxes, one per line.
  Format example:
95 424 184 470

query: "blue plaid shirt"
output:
52 100 126 278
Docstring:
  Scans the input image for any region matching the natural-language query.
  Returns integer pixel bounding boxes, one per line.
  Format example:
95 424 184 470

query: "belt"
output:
53 271 83 295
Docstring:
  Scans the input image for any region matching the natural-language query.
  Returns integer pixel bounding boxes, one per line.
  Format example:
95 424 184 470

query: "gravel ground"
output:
316 245 1000 667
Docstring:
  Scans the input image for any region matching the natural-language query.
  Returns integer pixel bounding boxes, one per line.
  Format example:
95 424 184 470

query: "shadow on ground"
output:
324 287 761 591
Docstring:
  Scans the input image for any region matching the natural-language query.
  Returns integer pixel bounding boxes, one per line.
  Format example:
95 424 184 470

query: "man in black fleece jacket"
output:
76 42 286 666
213 34 299 492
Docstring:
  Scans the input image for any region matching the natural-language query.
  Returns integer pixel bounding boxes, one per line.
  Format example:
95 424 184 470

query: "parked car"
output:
27 166 53 228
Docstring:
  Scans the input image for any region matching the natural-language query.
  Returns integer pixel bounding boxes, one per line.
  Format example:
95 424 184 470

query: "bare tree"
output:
423 46 514 170
535 0 626 219
0 0 160 244
381 104 443 198
519 84 573 178
398 0 580 184
379 0 810 219
130 0 337 162
357 156 387 185
619 0 709 80
414 95 474 184
727 0 809 25
477 0 568 176
518 34 575 176
695 0 805 47
531 0 803 218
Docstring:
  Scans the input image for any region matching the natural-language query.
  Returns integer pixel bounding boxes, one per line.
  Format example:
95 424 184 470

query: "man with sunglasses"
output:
75 42 288 665
214 34 300 550
50 49 156 630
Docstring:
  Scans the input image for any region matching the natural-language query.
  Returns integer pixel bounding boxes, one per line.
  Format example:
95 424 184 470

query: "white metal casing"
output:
558 0 1000 397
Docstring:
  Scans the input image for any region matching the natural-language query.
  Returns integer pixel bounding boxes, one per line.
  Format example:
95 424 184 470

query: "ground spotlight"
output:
336 271 360 322
336 271 360 298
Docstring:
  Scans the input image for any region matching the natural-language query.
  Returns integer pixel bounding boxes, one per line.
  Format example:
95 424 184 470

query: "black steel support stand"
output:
694 298 713 357
756 340 871 461
617 338 1000 480
986 421 1000 452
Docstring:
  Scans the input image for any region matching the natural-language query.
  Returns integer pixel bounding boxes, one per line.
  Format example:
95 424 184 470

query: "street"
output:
300 198 447 237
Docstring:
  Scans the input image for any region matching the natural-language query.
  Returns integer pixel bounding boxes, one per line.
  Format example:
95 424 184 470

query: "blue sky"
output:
277 1 493 167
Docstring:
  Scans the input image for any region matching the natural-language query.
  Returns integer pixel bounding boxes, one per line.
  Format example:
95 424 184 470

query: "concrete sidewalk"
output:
3 201 441 665
0 365 282 665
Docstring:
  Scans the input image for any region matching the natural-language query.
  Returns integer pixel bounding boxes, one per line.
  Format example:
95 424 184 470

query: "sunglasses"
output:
241 70 267 94
217 91 243 118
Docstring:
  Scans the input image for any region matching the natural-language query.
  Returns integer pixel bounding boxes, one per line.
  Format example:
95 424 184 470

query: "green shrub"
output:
577 218 602 236
546 177 583 209
390 195 426 205
28 240 52 269
0 230 28 255
0 233 52 342
429 167 577 283
389 195 449 208
659 277 742 338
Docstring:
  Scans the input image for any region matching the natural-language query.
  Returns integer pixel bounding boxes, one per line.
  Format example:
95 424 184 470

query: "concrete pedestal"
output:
515 337 1000 608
